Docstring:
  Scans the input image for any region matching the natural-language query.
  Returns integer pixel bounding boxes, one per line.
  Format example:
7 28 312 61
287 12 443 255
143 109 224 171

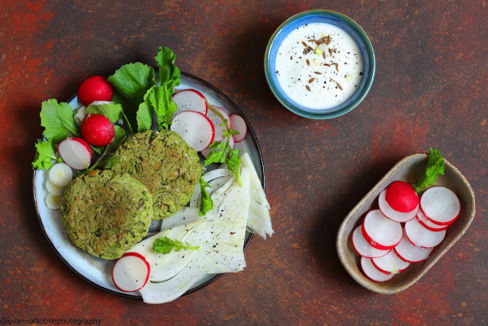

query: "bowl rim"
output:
264 9 376 119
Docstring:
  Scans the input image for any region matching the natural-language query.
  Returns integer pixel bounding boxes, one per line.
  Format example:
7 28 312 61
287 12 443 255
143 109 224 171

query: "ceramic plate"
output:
33 72 264 299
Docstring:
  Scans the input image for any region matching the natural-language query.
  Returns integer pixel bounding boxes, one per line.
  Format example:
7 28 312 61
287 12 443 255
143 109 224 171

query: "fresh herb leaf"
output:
32 139 57 169
153 236 199 254
155 46 181 90
40 99 79 143
86 102 123 123
415 148 445 194
204 129 242 185
199 177 213 216
136 101 153 132
89 126 127 171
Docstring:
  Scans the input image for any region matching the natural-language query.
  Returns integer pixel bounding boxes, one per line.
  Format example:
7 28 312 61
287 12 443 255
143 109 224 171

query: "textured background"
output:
1 0 487 325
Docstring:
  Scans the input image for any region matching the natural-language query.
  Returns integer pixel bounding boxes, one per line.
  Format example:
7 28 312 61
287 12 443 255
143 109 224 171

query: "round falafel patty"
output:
110 130 201 220
61 170 153 260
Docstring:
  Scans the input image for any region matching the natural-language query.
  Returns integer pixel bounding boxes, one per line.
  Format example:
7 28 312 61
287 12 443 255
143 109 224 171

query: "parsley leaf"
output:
86 102 123 123
199 177 213 216
153 236 199 254
415 148 445 194
32 140 57 169
40 99 79 143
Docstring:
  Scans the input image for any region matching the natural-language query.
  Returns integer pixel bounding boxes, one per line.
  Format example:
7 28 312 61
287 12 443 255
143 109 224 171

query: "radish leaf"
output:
199 177 213 216
415 148 445 194
32 139 57 169
153 236 199 254
136 101 153 132
40 99 79 142
86 102 123 123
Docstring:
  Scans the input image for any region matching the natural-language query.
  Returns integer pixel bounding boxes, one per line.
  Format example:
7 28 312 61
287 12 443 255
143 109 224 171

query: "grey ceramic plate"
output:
33 72 264 299
336 153 475 294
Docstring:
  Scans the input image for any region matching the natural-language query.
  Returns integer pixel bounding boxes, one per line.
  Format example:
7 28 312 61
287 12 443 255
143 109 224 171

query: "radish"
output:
229 114 247 143
405 217 446 248
351 225 390 258
170 110 215 152
360 257 395 282
206 106 230 142
394 230 433 263
372 250 410 274
58 137 92 170
45 193 62 210
361 209 402 250
112 252 150 292
416 210 448 232
48 162 73 187
378 189 418 223
78 76 113 106
74 106 86 125
45 179 64 196
420 186 460 226
384 181 419 212
81 114 115 146
172 89 207 116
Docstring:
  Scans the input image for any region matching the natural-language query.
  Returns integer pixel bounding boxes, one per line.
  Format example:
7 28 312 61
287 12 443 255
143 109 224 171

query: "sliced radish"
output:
394 230 433 263
112 252 150 292
351 225 390 258
74 105 87 125
200 135 234 158
48 162 73 187
360 257 395 282
45 193 62 210
172 89 208 116
170 111 215 152
58 137 93 170
378 189 418 223
206 106 230 142
361 209 403 250
405 217 446 248
385 181 419 212
420 186 460 226
45 179 64 196
372 250 410 274
416 210 449 231
229 114 247 143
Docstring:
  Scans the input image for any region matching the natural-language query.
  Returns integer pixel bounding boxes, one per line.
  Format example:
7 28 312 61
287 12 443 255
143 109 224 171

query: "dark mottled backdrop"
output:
0 0 487 325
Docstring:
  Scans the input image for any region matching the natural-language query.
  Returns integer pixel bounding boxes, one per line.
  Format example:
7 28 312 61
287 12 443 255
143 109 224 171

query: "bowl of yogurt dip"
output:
264 10 375 119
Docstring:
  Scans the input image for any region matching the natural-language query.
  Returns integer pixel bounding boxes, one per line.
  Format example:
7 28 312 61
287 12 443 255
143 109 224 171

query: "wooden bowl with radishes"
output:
336 153 475 294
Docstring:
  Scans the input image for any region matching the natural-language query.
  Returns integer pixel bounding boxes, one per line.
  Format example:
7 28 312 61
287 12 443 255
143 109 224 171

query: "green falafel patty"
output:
110 130 201 220
61 170 153 260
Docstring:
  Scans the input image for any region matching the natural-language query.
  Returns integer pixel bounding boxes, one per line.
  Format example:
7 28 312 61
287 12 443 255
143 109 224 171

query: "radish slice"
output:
416 210 449 231
45 179 64 196
384 181 419 212
200 135 234 158
58 137 93 170
405 217 446 248
206 106 230 142
74 106 86 125
48 163 73 187
112 252 150 292
360 257 395 282
420 186 460 226
378 189 418 223
394 230 433 263
172 89 208 116
361 209 403 250
351 226 391 258
229 114 247 143
45 193 62 209
170 111 215 152
372 250 410 274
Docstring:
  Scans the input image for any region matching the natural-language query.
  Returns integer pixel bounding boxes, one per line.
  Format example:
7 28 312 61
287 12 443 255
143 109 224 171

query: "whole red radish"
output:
385 181 419 213
78 76 113 106
81 114 115 146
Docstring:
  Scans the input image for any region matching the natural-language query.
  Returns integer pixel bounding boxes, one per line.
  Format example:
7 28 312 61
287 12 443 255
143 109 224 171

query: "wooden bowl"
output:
336 153 475 294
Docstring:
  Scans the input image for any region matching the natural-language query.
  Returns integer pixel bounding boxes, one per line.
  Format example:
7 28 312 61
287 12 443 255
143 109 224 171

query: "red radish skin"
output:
405 217 446 248
372 250 410 274
351 225 390 258
385 181 419 213
170 110 215 152
416 210 449 232
172 89 208 116
81 114 115 146
378 189 418 223
394 230 433 263
58 137 92 170
360 257 395 283
420 186 461 226
78 76 113 106
361 209 403 250
229 114 247 143
112 252 150 292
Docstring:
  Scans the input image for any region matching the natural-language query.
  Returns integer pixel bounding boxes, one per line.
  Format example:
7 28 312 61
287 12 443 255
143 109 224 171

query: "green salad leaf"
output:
155 46 181 90
32 139 57 169
136 101 153 132
415 148 445 194
86 102 123 123
204 128 241 185
199 177 213 216
153 236 199 254
88 126 127 171
40 99 79 142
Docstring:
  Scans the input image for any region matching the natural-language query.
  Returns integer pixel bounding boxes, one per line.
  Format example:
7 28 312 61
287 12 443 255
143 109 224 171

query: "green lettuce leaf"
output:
32 139 57 169
40 99 79 143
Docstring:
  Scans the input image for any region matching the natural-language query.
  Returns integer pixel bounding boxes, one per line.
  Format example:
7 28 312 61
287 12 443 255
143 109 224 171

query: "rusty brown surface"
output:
0 0 487 325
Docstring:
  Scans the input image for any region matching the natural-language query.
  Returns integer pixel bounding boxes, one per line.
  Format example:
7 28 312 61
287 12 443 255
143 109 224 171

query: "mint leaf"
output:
32 140 57 169
153 236 199 254
199 177 213 216
415 148 445 194
40 99 79 143
136 101 153 132
86 102 123 123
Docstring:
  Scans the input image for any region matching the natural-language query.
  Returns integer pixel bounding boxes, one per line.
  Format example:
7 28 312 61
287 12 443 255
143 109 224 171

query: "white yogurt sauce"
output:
275 22 363 110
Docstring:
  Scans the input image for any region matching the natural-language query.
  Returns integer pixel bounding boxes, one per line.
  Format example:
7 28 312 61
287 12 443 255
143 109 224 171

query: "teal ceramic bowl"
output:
264 10 375 119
